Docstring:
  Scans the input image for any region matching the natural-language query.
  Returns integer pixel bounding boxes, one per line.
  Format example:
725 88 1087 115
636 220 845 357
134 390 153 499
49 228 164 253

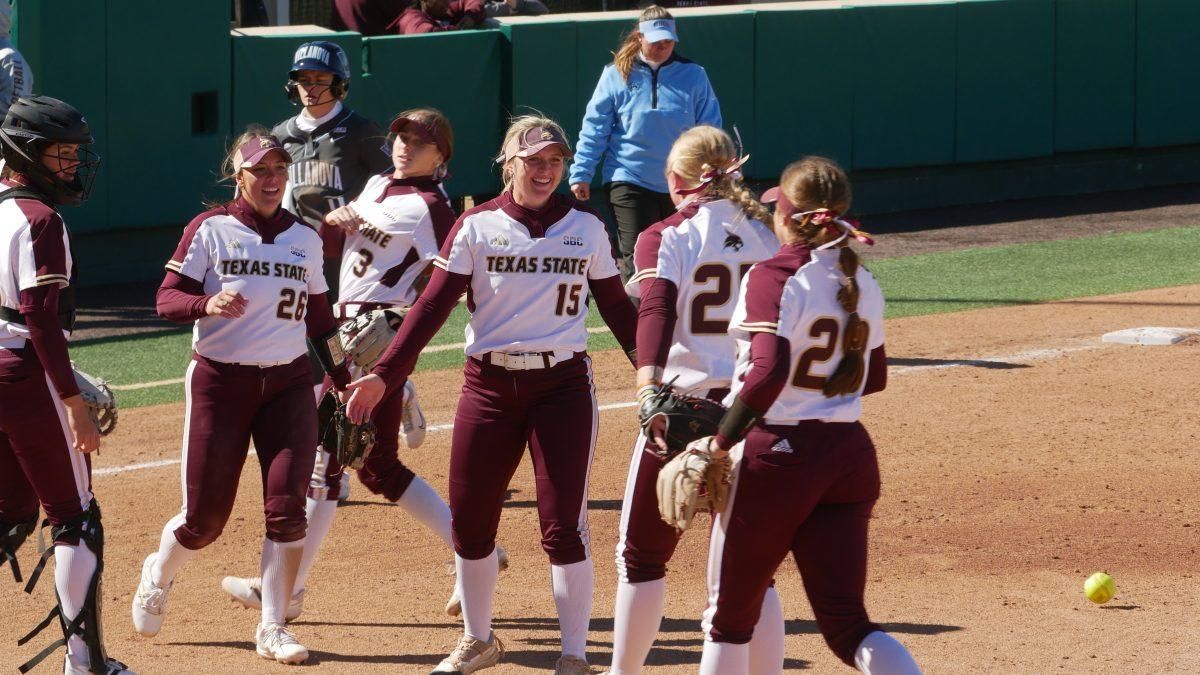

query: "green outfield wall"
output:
12 0 1200 285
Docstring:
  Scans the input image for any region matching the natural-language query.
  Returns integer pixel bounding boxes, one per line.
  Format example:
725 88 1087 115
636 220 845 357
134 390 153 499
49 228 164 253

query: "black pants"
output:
607 182 676 282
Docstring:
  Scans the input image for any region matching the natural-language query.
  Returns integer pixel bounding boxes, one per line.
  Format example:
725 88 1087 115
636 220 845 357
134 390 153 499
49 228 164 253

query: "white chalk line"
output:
93 341 1104 478
108 326 615 392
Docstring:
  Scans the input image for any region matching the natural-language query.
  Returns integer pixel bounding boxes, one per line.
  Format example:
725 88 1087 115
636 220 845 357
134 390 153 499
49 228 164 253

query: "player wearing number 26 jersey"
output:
344 116 639 675
698 157 921 675
611 126 783 675
132 131 351 666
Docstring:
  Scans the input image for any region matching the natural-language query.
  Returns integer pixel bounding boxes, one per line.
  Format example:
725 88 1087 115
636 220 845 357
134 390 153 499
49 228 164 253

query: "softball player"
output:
220 109 494 621
0 96 132 675
611 126 783 674
344 115 639 675
131 129 351 666
696 157 921 675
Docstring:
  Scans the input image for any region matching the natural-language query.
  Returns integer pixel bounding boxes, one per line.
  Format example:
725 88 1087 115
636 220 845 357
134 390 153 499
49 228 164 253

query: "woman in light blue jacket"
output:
569 5 722 278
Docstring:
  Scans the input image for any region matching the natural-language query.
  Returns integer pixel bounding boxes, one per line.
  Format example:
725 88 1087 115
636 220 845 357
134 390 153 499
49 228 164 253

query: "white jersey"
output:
166 203 327 365
0 193 71 350
632 199 777 394
436 192 620 357
728 245 885 424
336 174 453 316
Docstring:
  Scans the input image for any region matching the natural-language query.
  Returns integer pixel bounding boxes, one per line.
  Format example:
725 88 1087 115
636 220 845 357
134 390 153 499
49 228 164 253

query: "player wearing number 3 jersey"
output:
698 157 921 674
131 130 352 666
344 115 639 675
610 126 783 674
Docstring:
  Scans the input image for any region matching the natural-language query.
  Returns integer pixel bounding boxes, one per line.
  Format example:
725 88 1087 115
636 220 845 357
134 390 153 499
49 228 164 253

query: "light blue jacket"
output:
570 54 722 194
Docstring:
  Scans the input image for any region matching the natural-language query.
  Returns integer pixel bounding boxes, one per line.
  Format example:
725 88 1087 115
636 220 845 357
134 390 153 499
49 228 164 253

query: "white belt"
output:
226 357 298 368
484 349 574 371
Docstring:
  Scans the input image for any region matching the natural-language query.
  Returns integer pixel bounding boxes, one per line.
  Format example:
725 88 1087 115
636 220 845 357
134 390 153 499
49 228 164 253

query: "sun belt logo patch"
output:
563 235 584 247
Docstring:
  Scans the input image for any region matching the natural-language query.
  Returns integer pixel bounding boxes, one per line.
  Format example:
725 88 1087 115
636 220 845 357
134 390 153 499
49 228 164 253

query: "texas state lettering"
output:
219 259 309 281
359 225 392 248
485 256 589 275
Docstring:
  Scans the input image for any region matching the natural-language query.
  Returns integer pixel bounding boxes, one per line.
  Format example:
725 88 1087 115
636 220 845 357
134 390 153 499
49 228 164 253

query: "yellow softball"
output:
1084 572 1115 604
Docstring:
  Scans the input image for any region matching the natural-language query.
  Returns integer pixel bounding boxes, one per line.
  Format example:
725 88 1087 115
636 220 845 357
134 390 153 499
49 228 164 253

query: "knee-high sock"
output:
396 477 453 549
610 578 665 673
700 639 749 675
151 513 196 587
749 586 785 675
855 631 922 675
551 557 594 659
55 542 97 670
457 549 499 642
260 538 304 625
293 497 338 593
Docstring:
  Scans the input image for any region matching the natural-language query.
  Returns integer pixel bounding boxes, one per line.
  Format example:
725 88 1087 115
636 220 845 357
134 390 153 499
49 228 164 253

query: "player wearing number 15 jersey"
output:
343 116 639 675
131 130 351 666
697 157 920 675
610 126 783 675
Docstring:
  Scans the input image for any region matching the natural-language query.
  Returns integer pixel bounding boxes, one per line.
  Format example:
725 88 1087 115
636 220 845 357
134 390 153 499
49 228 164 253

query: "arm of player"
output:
863 345 887 395
694 70 723 128
569 70 618 188
713 332 791 452
635 277 678 381
304 292 351 390
589 274 638 366
346 266 470 423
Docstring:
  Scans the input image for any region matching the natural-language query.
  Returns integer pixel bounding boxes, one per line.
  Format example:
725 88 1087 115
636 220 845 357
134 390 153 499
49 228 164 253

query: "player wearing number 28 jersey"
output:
344 116 639 675
610 126 783 675
698 157 920 675
132 131 352 666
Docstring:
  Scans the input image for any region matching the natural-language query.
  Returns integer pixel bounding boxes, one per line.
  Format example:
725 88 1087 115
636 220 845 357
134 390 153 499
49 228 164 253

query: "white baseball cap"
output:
639 18 678 43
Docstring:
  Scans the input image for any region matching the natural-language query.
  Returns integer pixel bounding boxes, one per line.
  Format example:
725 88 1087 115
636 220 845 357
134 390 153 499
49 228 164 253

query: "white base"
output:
1101 327 1200 346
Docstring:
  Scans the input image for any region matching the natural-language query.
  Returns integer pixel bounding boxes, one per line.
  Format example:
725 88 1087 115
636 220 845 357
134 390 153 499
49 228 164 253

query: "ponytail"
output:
822 246 868 397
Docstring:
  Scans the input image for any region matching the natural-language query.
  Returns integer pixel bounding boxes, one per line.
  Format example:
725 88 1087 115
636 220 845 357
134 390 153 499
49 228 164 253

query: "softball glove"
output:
637 384 726 458
656 437 732 532
337 308 406 374
71 364 117 436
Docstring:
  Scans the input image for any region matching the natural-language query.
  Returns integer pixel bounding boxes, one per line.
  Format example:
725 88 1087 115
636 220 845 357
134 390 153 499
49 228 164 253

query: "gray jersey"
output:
273 107 391 229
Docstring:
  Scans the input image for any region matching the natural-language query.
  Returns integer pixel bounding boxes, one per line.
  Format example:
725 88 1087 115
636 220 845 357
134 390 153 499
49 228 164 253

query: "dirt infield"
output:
6 284 1199 674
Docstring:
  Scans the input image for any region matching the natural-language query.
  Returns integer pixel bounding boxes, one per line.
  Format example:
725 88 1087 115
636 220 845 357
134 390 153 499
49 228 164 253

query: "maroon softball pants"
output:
704 421 883 666
449 353 597 566
0 347 91 543
170 354 317 549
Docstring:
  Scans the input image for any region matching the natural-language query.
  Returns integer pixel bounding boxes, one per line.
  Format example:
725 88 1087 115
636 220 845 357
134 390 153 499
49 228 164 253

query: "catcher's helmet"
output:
285 41 350 104
0 96 100 206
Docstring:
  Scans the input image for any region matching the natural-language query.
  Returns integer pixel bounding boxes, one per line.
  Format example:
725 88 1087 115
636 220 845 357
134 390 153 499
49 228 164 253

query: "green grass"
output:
73 226 1200 409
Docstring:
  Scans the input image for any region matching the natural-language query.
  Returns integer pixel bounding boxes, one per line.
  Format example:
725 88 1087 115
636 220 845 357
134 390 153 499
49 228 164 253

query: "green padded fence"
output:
360 30 504 198
753 6 855 178
955 0 1053 163
1055 0 1135 152
849 2 957 170
1134 0 1200 147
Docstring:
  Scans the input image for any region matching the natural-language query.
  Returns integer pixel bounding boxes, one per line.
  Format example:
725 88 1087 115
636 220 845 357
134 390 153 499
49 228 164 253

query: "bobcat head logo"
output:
724 234 744 251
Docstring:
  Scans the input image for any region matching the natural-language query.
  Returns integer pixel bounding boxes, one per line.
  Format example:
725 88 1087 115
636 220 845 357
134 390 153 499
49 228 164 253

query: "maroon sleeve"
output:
635 278 678 370
448 0 486 24
21 203 69 290
422 191 457 250
320 222 346 261
395 8 450 33
863 344 887 396
588 274 638 358
166 208 220 282
156 271 211 323
304 292 351 389
372 266 471 396
20 286 79 399
714 332 791 450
